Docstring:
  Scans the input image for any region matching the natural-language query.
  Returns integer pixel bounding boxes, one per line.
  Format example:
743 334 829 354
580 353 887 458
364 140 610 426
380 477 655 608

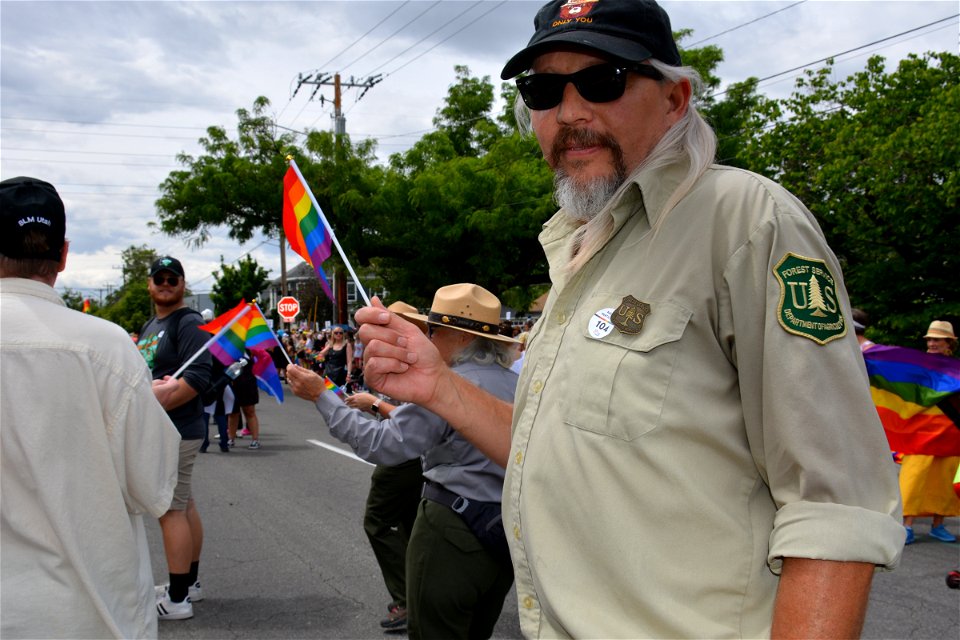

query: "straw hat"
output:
923 320 956 339
424 283 518 344
386 301 427 332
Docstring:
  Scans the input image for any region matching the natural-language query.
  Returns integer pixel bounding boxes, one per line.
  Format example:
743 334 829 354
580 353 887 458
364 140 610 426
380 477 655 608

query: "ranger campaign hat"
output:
501 0 682 79
0 176 66 261
426 284 518 344
386 300 429 332
149 256 185 278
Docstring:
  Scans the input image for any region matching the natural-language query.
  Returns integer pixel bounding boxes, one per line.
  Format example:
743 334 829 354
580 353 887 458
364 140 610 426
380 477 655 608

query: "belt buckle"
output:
451 496 470 514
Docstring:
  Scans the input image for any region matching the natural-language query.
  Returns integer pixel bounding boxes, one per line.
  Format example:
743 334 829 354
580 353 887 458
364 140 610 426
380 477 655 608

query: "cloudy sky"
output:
2 0 956 301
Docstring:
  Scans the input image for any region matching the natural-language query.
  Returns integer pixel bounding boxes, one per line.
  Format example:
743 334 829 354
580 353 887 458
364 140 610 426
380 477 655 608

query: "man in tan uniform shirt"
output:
357 1 904 637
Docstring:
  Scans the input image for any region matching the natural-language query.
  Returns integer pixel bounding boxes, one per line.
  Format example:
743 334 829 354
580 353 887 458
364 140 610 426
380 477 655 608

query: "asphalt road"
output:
149 394 959 639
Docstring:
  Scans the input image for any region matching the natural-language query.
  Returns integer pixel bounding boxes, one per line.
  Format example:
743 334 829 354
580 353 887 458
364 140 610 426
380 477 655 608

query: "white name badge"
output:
588 308 616 339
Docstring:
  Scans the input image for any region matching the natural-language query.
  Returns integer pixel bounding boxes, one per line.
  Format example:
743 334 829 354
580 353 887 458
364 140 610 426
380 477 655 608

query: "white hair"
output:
450 335 516 369
514 59 717 274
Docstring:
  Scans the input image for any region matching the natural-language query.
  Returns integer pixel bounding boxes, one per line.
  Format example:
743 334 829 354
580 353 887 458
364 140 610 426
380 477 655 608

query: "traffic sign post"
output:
278 296 300 323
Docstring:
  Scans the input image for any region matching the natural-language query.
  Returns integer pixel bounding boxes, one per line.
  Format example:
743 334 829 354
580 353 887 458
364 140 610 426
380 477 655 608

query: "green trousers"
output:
363 459 423 607
406 499 515 640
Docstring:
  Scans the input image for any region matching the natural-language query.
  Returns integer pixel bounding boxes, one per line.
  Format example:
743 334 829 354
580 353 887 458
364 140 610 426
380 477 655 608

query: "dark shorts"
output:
232 374 259 406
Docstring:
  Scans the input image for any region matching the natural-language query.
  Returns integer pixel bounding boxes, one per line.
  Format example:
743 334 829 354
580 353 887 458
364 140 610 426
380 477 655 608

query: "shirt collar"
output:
0 277 67 307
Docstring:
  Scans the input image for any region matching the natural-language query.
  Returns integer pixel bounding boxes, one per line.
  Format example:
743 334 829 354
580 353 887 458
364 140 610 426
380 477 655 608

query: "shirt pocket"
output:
561 294 691 441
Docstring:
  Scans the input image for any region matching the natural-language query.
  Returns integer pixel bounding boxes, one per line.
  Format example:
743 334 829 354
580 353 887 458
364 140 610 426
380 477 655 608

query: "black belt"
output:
422 481 472 514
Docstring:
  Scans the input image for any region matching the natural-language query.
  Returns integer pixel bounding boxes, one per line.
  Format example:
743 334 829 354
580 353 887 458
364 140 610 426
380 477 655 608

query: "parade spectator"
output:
1 176 181 639
356 2 904 636
201 357 234 454
853 308 876 352
139 256 212 620
290 285 518 639
227 354 262 449
901 320 959 544
340 301 427 632
320 324 353 386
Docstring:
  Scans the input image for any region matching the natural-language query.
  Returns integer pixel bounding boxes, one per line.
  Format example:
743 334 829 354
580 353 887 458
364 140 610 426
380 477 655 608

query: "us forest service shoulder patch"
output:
773 253 847 345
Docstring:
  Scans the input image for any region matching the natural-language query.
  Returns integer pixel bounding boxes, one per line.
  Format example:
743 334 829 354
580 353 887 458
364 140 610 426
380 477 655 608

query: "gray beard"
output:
554 170 625 223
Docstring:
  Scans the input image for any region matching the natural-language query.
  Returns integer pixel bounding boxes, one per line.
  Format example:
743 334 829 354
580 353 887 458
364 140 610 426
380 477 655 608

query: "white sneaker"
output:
156 594 193 620
155 581 203 602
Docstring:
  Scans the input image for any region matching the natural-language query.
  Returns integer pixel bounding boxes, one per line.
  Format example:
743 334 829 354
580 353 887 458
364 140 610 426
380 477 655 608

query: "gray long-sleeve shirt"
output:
315 360 518 503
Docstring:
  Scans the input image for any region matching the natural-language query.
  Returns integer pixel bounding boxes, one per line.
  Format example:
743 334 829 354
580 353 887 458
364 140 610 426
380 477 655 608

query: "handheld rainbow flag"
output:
324 376 345 398
863 344 960 457
282 157 370 306
199 302 282 367
283 165 334 301
251 348 283 403
82 298 91 313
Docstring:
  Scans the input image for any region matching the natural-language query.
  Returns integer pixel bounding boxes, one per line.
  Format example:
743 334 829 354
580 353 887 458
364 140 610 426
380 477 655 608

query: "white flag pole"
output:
287 157 371 306
171 304 253 379
254 301 294 366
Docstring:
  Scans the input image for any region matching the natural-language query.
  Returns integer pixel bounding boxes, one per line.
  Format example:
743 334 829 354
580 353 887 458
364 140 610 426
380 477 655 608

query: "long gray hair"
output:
514 59 717 274
449 335 516 369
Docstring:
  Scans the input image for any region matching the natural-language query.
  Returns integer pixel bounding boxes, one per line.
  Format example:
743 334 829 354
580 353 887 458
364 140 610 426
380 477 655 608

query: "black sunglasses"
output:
516 63 663 110
152 274 180 286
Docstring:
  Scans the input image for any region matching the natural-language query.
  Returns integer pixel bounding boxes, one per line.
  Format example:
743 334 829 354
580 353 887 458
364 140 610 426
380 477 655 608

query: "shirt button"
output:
523 595 535 609
556 312 566 324
515 450 523 465
532 380 543 393
513 525 521 540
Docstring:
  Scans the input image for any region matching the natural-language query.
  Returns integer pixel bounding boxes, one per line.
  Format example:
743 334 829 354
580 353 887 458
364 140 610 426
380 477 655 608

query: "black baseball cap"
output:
149 256 185 278
0 176 66 261
501 0 682 80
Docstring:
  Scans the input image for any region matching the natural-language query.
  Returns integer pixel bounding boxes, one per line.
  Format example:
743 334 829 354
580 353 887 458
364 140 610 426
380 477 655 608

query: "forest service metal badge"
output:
773 252 846 345
612 295 651 335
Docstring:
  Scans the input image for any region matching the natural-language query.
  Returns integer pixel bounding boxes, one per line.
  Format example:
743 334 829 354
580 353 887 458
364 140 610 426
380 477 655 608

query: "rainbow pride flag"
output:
251 348 283 403
82 298 91 313
283 165 334 301
324 376 344 398
863 344 960 456
199 301 280 367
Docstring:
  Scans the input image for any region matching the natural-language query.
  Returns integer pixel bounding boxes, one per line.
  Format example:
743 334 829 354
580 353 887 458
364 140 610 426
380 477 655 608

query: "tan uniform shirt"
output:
504 163 904 638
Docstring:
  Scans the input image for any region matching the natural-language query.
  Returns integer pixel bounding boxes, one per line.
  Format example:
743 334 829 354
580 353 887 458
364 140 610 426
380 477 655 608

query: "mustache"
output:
550 127 622 167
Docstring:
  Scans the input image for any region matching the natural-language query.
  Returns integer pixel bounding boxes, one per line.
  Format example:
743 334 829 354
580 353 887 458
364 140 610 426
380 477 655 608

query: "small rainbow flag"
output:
82 298 91 313
283 165 334 301
324 376 344 398
251 348 283 404
199 301 281 367
864 344 960 456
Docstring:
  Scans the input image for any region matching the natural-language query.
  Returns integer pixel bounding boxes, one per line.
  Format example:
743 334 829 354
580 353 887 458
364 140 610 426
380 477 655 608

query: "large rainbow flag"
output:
863 344 960 456
283 165 334 301
199 301 281 367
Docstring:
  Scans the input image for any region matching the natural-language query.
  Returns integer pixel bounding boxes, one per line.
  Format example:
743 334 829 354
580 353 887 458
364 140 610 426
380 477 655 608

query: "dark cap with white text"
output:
0 176 66 261
501 0 682 79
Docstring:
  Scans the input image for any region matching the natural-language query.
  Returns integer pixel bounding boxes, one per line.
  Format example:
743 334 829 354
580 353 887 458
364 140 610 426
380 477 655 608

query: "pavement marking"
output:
307 439 374 466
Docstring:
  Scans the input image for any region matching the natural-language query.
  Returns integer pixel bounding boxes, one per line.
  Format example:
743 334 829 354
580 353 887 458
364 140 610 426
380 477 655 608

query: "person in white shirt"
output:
0 176 182 639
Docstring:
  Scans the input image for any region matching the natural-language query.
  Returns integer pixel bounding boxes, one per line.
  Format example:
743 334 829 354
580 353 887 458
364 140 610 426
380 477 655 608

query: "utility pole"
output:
291 71 382 325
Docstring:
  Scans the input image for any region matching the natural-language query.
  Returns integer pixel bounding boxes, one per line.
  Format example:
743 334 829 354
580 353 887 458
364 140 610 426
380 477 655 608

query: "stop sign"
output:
277 296 300 322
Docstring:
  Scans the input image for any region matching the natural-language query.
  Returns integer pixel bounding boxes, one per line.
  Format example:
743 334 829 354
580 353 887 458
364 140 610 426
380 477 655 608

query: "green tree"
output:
155 96 295 247
97 245 159 333
61 287 87 312
371 68 553 311
210 255 272 314
741 52 960 345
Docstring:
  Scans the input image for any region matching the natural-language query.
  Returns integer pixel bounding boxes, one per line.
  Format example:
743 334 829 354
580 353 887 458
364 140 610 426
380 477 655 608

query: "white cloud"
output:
2 0 955 296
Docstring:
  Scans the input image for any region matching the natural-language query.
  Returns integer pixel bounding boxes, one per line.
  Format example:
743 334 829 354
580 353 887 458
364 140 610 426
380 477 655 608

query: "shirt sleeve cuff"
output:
768 501 906 574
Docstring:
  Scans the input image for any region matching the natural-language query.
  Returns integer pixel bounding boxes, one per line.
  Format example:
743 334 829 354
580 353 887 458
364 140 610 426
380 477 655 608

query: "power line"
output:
315 1 411 73
686 1 807 47
337 1 442 72
707 14 959 100
1 126 199 141
360 0 485 77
